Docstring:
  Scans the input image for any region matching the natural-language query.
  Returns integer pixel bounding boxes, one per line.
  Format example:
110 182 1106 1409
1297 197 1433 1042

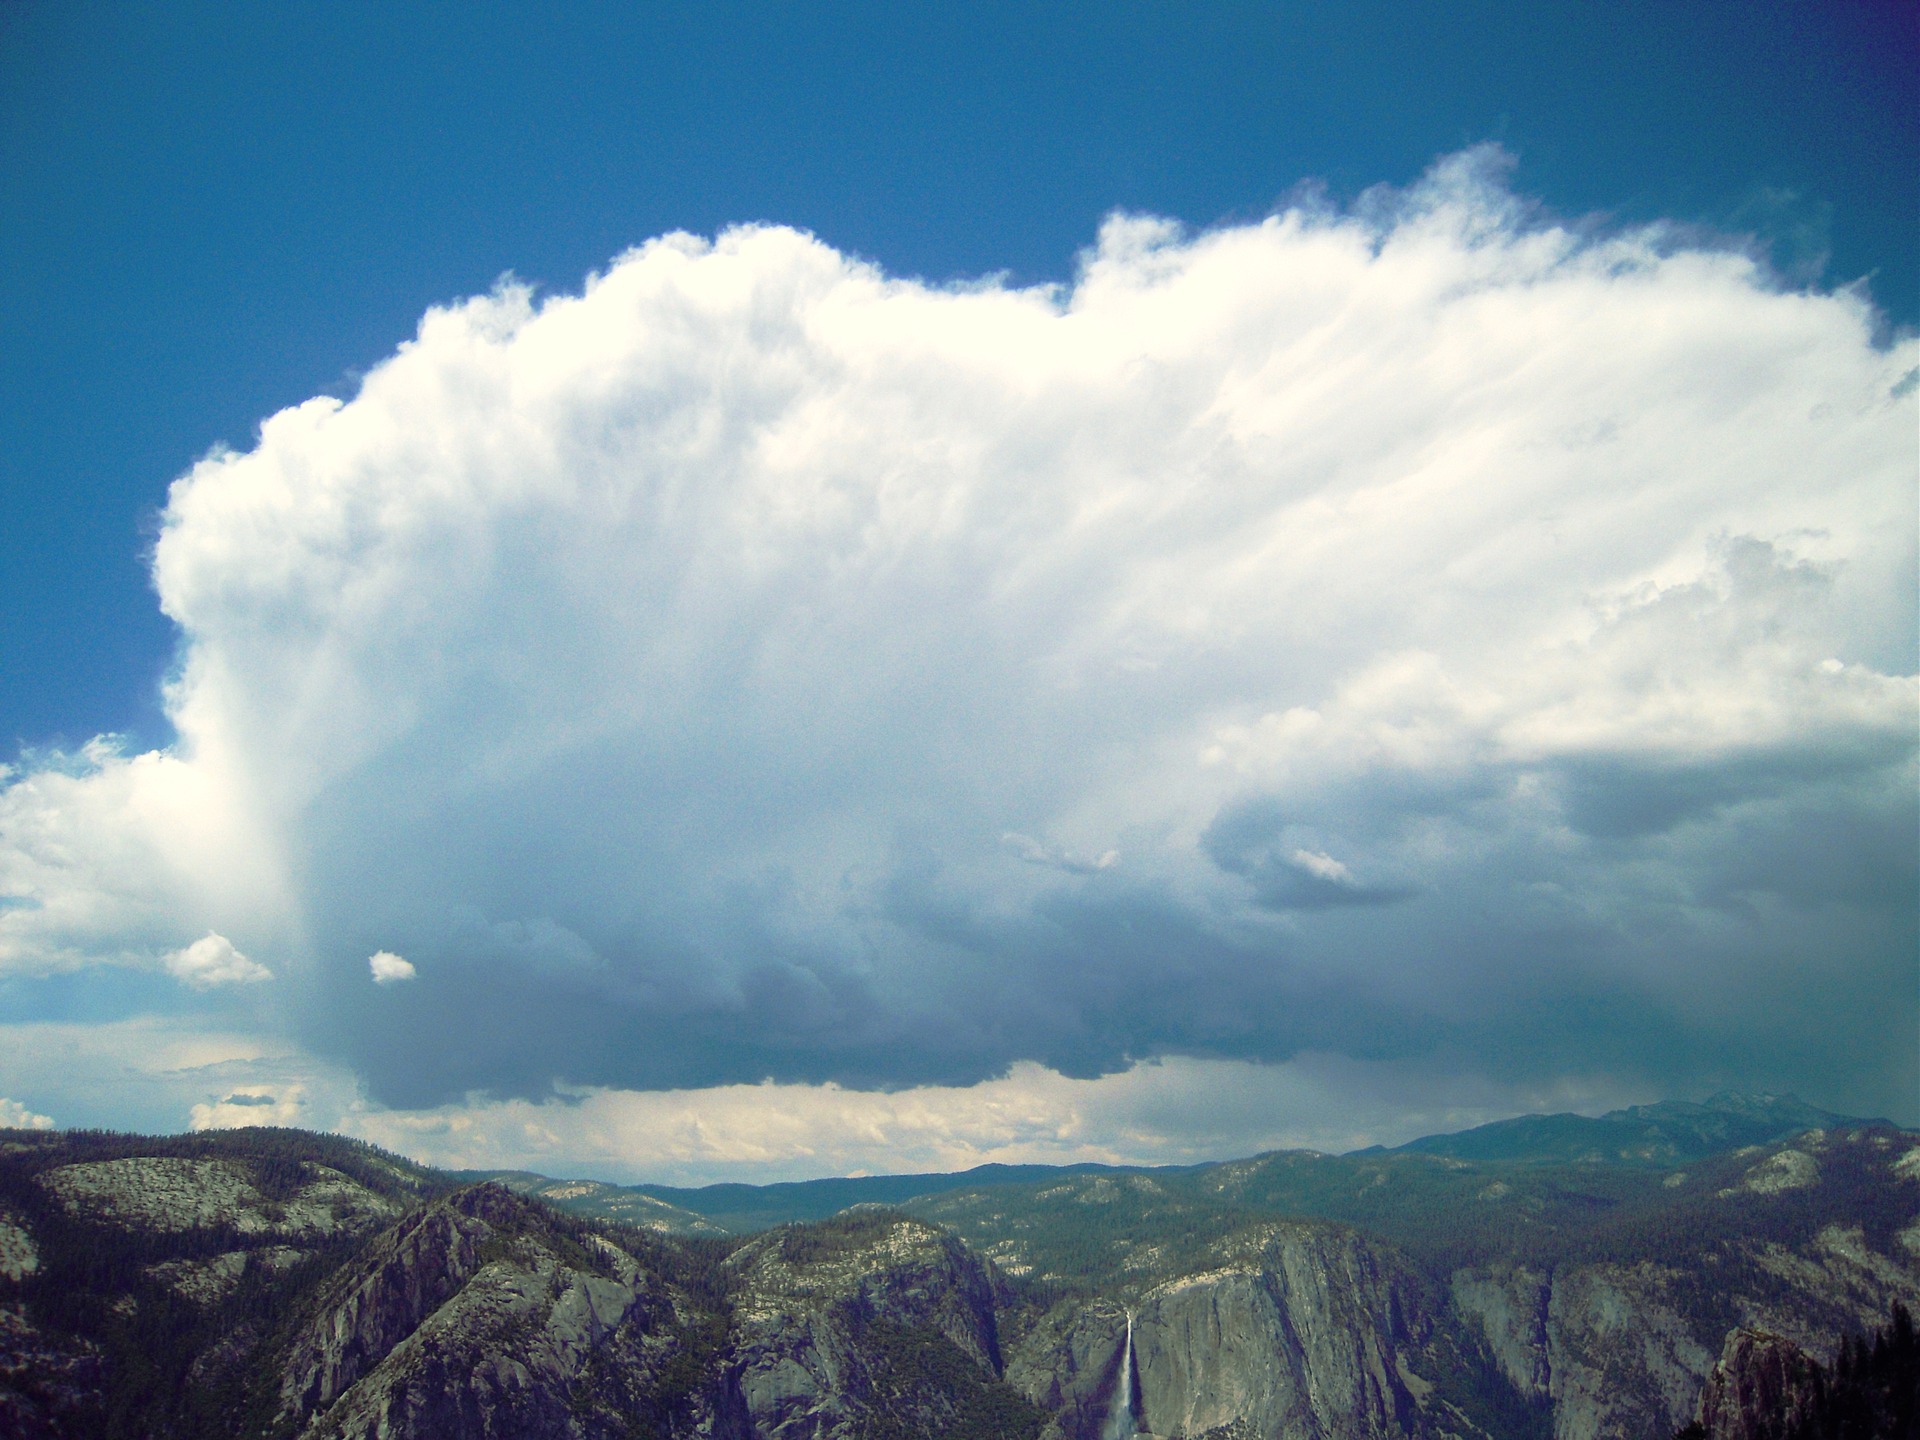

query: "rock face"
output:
1449 1198 1920 1440
1012 1224 1456 1440
1448 1265 1550 1406
282 1184 712 1440
280 1184 517 1422
283 1201 1042 1440
720 1210 1040 1438
1453 1261 1717 1440
1693 1329 1826 1440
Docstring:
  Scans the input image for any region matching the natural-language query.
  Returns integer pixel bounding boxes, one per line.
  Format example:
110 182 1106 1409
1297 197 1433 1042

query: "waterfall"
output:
1103 1309 1136 1439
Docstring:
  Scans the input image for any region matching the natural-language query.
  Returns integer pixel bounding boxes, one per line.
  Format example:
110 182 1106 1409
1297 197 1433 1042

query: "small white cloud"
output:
0 1097 54 1131
1290 849 1355 885
369 950 417 985
163 933 272 989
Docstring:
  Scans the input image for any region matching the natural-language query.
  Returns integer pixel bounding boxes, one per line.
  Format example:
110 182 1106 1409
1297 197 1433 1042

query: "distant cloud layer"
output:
331 1055 1640 1187
0 149 1913 1153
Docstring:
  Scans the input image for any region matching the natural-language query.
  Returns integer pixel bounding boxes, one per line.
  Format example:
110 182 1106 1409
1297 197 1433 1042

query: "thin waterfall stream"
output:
1103 1309 1136 1438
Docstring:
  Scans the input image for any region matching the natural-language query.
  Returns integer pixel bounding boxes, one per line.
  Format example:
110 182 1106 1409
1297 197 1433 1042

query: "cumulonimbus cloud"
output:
0 148 1913 1121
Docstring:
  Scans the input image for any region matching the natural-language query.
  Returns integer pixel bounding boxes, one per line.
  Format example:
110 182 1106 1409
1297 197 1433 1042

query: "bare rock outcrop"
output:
40 1155 397 1238
280 1183 518 1420
1692 1329 1825 1440
721 1209 1036 1438
293 1201 1042 1439
294 1255 670 1440
282 1183 709 1440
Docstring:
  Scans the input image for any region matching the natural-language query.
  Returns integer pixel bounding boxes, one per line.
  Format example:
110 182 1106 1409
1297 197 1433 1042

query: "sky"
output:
0 1 1914 1185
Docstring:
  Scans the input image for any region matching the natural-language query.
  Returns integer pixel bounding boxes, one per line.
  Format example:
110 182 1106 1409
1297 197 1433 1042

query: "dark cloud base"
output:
313 753 1916 1125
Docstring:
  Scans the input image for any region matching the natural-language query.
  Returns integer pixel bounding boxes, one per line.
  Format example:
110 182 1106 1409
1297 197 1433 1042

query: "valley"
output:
1 1096 1914 1438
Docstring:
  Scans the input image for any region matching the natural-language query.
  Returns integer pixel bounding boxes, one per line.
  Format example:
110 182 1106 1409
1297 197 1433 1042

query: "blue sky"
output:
4 0 1913 750
0 2 1914 1179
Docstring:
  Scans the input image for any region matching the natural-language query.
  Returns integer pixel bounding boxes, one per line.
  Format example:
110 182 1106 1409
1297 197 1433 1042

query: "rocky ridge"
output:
0 1106 1912 1439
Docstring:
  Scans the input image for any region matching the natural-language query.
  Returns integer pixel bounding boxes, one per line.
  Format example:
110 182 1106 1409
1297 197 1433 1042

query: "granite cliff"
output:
0 1099 1912 1439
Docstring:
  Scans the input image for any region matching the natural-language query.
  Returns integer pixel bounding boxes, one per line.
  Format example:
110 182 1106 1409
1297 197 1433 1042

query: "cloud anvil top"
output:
0 151 1914 1168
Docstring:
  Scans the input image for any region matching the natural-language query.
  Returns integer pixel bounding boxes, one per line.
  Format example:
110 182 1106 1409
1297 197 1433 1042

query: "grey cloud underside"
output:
321 753 1912 1114
1199 797 1416 909
3 150 1914 1124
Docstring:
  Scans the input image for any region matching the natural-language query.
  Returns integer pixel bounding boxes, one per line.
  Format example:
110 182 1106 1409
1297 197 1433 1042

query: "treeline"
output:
1815 1305 1920 1440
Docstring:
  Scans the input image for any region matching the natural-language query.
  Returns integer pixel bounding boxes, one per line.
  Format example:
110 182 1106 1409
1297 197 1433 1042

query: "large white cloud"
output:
1 149 1913 1132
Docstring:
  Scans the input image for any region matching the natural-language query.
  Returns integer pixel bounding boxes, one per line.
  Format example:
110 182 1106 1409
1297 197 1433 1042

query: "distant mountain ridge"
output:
467 1091 1878 1235
457 1160 1201 1236
1378 1092 1875 1167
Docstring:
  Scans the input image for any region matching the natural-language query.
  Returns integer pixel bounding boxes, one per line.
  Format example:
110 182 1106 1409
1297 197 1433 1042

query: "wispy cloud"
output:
1002 832 1120 875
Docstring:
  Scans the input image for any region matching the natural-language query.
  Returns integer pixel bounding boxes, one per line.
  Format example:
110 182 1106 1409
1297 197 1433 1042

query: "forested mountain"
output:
1 1097 1913 1439
1380 1095 1874 1168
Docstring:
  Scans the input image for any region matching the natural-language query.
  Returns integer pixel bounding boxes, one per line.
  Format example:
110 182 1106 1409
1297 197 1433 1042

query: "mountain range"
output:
1 1093 1912 1439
